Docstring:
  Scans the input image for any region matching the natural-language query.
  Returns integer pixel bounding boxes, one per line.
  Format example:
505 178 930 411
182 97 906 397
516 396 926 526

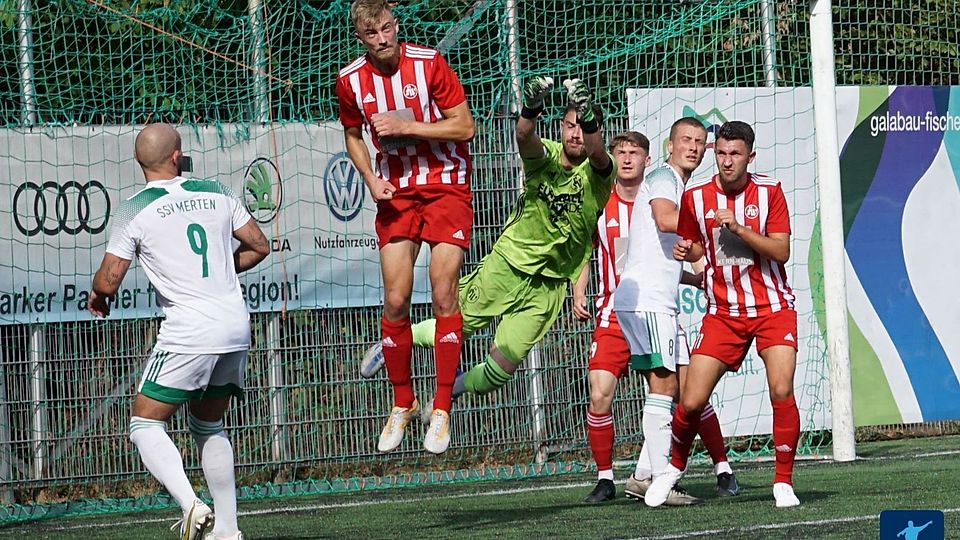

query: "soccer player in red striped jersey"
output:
645 120 802 508
573 131 648 502
336 0 475 455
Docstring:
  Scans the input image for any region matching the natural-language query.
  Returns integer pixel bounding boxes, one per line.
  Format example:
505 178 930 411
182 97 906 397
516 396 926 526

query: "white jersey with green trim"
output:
614 164 685 315
106 177 252 353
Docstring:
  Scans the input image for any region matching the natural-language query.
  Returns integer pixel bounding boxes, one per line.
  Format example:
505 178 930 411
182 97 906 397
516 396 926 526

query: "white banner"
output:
628 87 828 436
1 124 430 324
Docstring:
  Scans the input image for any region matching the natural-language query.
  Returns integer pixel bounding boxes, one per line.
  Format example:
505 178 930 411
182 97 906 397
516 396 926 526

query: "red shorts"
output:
588 322 631 379
691 309 798 372
375 183 472 249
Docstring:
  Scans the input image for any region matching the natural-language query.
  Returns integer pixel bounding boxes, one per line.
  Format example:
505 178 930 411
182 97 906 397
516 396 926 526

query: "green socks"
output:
463 355 512 395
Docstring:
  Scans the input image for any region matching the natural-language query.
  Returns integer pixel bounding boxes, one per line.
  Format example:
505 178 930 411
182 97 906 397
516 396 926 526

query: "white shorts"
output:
617 311 689 372
138 348 247 404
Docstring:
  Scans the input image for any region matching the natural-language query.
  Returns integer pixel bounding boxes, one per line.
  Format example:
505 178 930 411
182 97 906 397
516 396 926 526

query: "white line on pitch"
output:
631 507 960 540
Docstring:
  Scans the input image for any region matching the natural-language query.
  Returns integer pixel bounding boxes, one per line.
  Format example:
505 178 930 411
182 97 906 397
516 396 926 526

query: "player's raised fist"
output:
522 76 554 109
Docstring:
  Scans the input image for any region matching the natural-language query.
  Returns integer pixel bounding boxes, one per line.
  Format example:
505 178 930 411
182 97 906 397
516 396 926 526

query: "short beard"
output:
563 144 586 163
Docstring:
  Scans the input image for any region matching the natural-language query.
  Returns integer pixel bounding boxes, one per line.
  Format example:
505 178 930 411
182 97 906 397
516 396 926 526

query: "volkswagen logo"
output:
243 157 283 224
13 180 111 236
323 152 365 222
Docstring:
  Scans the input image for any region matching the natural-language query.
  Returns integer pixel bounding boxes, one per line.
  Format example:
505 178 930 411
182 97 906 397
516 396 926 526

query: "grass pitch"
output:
4 435 959 539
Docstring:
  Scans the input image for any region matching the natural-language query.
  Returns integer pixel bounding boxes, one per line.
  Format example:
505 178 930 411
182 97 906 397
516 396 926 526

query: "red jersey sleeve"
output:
429 53 467 110
766 183 791 234
676 190 701 243
336 74 364 129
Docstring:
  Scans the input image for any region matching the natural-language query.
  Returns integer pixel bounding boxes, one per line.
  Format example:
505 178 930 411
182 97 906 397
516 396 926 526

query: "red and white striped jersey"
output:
677 173 795 318
336 43 471 189
594 188 633 328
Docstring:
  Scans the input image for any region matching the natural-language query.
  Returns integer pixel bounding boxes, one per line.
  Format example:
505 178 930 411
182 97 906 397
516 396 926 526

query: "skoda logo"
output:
13 180 111 236
323 152 365 222
244 158 283 224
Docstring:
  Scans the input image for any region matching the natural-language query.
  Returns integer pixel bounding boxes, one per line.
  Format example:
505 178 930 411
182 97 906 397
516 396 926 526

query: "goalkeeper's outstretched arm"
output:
516 76 554 159
516 116 544 159
563 78 610 172
582 114 611 172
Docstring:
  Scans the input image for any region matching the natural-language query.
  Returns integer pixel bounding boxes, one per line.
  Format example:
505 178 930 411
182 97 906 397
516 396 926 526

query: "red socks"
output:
381 317 414 408
772 395 800 484
669 403 702 471
433 314 463 413
587 410 614 473
698 404 729 466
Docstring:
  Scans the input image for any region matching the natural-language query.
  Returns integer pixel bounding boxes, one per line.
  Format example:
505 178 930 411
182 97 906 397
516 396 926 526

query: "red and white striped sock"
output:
587 410 614 480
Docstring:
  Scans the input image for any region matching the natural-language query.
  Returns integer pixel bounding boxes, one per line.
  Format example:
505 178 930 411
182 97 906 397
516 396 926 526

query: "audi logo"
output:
13 180 111 236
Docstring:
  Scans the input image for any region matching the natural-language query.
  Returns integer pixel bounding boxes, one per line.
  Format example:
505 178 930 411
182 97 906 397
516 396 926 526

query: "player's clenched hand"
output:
88 290 110 318
714 208 742 234
674 238 693 262
563 78 594 122
371 112 409 138
522 76 554 109
572 289 591 321
366 177 397 202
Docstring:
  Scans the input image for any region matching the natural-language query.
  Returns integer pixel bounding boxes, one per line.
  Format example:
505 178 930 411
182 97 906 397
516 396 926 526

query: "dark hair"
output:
609 131 650 153
668 116 707 141
715 120 755 151
564 103 604 125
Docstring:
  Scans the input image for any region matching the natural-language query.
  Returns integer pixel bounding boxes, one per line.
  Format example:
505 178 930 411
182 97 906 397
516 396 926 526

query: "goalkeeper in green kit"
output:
361 76 615 431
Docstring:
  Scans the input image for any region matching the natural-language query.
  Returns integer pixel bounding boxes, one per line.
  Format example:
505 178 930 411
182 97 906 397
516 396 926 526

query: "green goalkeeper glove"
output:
521 76 554 118
563 78 599 133
563 78 594 122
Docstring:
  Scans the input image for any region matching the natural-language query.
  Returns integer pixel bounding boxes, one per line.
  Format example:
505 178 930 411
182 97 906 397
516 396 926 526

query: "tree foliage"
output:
0 0 959 127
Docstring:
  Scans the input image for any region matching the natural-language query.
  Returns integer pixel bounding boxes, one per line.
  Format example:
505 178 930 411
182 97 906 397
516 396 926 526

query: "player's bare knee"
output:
382 293 411 320
589 390 614 413
189 397 230 423
679 395 706 416
646 368 678 398
430 288 459 317
768 384 794 402
131 394 178 422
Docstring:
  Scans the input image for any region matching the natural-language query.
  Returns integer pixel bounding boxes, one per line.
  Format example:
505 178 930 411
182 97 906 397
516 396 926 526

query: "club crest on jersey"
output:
745 204 759 219
403 84 418 99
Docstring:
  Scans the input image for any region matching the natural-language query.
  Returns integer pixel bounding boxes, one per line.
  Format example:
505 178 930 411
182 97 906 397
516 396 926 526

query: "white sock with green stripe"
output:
642 394 675 478
129 416 196 512
189 415 239 537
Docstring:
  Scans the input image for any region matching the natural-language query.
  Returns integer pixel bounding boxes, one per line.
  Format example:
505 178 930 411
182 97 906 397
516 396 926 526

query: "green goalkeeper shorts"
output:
458 250 567 365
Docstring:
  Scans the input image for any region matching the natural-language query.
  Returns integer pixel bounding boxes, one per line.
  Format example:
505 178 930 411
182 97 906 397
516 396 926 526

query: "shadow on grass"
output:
434 501 614 531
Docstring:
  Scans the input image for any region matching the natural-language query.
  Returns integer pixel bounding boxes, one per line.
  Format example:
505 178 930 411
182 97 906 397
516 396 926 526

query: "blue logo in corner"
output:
880 510 944 540
323 152 366 222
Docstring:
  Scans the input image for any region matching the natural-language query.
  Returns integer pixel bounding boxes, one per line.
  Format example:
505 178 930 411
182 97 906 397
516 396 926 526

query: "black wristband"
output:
520 104 543 119
578 116 599 134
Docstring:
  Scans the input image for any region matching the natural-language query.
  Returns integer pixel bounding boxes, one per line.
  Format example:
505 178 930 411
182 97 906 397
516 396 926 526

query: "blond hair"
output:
351 0 393 28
